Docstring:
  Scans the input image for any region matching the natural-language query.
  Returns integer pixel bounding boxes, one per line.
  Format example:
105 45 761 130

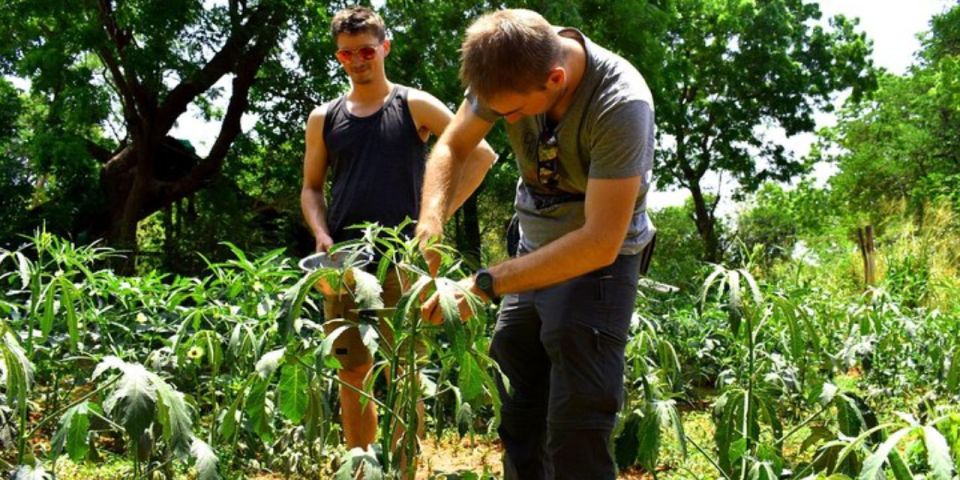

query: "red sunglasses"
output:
335 45 379 63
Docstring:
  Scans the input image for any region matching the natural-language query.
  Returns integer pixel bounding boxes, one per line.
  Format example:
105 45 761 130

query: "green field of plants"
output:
2 0 959 478
1 205 959 479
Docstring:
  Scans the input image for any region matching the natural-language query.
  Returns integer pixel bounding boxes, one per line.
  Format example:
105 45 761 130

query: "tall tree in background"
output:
649 0 875 261
1 0 293 259
826 3 960 226
0 79 31 244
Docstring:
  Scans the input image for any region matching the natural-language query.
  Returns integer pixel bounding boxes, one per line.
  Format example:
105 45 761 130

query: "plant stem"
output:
28 376 119 439
298 358 400 421
685 432 732 480
774 402 830 447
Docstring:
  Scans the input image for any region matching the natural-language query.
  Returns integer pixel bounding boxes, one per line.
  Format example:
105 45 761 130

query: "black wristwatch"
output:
475 268 499 302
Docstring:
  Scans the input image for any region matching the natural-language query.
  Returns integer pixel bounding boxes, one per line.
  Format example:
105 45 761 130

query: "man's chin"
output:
350 73 374 85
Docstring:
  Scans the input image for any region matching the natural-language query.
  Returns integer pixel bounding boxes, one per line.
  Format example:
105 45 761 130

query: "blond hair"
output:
331 6 386 42
459 9 562 100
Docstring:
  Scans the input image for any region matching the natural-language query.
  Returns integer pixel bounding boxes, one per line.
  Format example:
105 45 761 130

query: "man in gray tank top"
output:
300 6 496 457
417 9 654 479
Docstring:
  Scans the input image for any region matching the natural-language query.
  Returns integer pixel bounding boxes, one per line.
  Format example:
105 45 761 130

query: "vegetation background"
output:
0 0 959 479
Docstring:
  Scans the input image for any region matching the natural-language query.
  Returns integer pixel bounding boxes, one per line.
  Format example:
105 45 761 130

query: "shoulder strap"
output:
322 95 347 139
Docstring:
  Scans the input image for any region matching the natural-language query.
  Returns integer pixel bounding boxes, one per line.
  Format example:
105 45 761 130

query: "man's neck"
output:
348 78 393 106
546 35 587 122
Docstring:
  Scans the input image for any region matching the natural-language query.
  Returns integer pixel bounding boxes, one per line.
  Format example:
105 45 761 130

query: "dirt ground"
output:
246 436 660 479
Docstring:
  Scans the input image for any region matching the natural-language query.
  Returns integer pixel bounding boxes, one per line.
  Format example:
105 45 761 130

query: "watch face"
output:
477 272 493 290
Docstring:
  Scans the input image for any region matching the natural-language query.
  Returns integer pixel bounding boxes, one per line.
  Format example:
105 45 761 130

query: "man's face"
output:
335 32 389 85
484 69 566 124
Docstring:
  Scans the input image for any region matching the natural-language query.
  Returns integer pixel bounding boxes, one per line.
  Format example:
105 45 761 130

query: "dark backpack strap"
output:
638 232 656 277
505 214 520 258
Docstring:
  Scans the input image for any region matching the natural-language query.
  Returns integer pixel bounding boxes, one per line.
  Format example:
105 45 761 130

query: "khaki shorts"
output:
322 269 404 370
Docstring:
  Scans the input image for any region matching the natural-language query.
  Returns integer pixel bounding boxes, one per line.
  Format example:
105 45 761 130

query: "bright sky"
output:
163 2 955 213
650 0 956 212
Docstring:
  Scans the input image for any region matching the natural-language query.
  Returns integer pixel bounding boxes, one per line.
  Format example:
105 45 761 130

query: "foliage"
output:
823 4 960 226
651 0 876 261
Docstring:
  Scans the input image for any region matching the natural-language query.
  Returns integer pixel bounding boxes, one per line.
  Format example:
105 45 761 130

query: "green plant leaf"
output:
800 426 834 453
280 269 328 341
739 268 763 307
922 425 954 480
321 325 350 369
819 383 838 406
103 362 157 439
665 402 687 458
836 393 867 438
887 449 912 480
614 413 641 470
59 276 79 351
637 404 662 472
349 268 384 310
255 348 285 380
11 464 49 480
151 373 193 457
52 401 95 461
40 281 56 337
946 345 960 394
279 360 308 423
729 437 748 465
748 460 776 480
435 277 464 324
218 386 244 442
303 380 324 443
1 331 34 402
335 446 383 480
245 376 273 443
858 426 914 480
727 270 743 334
701 264 726 307
191 436 220 480
458 353 483 402
16 252 31 290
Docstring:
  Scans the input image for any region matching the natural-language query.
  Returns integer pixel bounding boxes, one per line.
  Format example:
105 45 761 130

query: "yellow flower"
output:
135 313 148 324
187 346 204 360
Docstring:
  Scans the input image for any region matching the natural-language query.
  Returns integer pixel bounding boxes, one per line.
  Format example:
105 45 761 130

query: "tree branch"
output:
102 145 136 177
709 171 723 216
155 4 275 133
85 140 114 164
92 0 147 127
155 8 287 211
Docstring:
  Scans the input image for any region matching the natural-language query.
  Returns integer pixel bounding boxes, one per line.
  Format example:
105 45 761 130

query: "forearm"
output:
419 142 465 232
300 187 331 238
445 145 496 218
487 225 622 295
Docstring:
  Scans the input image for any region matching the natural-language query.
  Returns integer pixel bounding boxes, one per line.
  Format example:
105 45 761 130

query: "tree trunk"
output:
688 181 721 263
88 2 289 272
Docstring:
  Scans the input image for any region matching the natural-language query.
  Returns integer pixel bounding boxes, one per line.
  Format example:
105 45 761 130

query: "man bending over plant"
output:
417 9 655 479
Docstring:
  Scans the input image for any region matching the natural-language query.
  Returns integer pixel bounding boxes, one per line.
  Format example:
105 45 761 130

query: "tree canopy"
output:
825 3 960 227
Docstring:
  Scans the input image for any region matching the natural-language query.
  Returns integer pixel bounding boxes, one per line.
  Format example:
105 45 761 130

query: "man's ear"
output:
382 39 391 57
546 66 566 88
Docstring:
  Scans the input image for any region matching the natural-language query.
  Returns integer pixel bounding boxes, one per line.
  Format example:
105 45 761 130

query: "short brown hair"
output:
331 6 386 42
459 9 562 100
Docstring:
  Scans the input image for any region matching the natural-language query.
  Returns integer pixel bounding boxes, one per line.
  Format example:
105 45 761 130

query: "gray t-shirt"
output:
469 28 655 256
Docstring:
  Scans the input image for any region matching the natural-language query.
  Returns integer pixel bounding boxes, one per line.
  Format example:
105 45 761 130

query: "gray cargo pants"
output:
490 252 642 480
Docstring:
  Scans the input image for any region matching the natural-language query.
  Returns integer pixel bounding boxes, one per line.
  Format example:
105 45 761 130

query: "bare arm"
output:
408 93 497 221
300 105 334 252
486 176 642 293
422 175 642 323
415 99 495 272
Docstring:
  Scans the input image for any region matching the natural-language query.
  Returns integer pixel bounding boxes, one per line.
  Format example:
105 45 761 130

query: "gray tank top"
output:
323 86 426 242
